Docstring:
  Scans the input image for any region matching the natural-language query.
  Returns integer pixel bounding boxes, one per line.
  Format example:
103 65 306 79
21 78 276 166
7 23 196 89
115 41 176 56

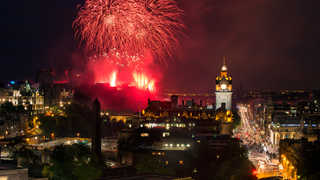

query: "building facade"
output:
215 57 232 110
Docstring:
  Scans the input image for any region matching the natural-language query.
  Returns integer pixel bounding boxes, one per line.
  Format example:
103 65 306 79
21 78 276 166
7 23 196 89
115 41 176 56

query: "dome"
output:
221 64 227 71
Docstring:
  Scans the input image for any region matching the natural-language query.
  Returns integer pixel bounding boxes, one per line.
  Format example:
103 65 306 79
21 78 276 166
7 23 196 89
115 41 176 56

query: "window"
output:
140 133 149 137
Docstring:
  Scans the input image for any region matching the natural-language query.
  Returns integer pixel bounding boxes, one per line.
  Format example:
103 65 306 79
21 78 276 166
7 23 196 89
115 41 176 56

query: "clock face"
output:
221 84 227 90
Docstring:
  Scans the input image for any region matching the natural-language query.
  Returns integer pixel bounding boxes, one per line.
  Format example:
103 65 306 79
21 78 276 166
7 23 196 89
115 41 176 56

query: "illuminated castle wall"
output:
215 57 232 110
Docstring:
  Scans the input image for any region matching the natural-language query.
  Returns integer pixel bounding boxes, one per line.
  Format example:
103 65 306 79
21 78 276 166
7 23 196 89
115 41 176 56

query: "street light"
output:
51 132 55 139
252 169 258 176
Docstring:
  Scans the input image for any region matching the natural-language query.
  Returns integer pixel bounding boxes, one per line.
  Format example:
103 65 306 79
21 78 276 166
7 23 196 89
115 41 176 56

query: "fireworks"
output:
109 71 117 87
74 0 183 94
73 0 185 63
88 49 144 70
88 59 156 92
133 72 155 92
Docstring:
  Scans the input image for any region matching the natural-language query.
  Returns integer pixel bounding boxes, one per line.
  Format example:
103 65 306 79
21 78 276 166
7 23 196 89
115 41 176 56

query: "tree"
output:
0 102 26 127
213 143 256 180
232 110 241 129
38 102 95 138
14 146 43 177
118 128 161 150
42 144 102 180
193 139 257 180
134 152 175 176
65 102 94 137
42 145 74 180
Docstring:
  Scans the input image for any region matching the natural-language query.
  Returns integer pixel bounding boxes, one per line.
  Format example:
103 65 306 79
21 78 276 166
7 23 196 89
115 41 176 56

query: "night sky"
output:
1 0 320 90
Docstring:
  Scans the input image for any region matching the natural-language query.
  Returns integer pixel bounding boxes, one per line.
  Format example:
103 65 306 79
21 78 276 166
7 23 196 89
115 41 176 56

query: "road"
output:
234 104 281 179
28 137 117 152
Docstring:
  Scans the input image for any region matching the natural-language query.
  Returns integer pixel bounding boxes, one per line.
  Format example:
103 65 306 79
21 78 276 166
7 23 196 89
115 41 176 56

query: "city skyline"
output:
1 1 320 179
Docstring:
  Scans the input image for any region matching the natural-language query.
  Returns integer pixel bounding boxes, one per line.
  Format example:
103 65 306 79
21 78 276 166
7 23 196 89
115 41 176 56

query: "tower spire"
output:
216 56 232 111
221 56 228 72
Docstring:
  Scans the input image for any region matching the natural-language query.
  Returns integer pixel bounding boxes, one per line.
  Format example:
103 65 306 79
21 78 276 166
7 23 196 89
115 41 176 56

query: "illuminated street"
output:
234 104 281 179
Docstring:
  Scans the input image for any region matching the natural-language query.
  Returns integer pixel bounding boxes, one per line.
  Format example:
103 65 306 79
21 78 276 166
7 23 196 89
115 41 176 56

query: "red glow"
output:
77 82 157 112
75 53 161 112
73 0 185 112
96 69 156 92
53 80 69 84
88 51 158 93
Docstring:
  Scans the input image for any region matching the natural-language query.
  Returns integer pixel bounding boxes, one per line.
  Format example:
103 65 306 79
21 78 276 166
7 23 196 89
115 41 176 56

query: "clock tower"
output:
215 57 232 110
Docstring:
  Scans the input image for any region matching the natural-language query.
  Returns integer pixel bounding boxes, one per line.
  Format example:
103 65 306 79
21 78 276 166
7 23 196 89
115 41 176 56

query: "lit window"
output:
140 133 149 137
162 132 170 137
221 84 227 90
186 144 190 147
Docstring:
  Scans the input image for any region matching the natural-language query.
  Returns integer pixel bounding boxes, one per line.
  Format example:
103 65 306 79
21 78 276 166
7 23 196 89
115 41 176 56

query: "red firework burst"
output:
73 0 185 63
